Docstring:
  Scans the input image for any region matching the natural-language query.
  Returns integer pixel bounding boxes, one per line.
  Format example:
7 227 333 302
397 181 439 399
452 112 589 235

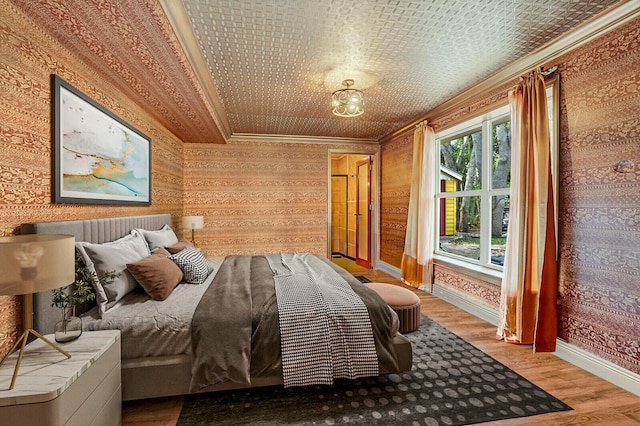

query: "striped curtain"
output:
401 122 436 288
497 70 558 352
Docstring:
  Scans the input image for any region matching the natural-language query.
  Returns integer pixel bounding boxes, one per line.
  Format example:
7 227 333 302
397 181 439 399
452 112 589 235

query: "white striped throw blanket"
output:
266 253 379 387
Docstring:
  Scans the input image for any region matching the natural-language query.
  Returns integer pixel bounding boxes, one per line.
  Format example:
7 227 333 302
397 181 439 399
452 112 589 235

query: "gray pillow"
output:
76 231 150 316
169 247 212 284
136 224 179 252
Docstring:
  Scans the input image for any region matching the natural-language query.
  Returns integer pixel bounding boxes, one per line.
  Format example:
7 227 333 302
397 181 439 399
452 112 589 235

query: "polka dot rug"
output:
177 315 571 425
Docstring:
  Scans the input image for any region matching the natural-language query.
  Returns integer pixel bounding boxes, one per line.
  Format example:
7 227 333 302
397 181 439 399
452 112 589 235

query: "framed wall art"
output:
52 74 151 205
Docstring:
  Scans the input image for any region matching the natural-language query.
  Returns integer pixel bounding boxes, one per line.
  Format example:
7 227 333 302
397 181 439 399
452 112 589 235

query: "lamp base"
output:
0 328 71 390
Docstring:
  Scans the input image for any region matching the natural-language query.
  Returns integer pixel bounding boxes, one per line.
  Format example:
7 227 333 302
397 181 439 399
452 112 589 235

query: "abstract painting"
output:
52 75 151 205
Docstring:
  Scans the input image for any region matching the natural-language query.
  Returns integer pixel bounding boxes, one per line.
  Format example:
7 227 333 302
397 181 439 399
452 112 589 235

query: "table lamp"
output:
182 215 204 245
0 234 75 390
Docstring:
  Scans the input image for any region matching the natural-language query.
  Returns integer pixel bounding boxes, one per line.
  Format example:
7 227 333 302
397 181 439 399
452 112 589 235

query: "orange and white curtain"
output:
401 121 436 288
497 69 558 352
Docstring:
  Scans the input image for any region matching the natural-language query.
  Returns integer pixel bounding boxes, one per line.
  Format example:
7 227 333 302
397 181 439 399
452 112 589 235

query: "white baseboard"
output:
554 339 640 397
413 282 640 398
376 260 401 279
431 283 500 326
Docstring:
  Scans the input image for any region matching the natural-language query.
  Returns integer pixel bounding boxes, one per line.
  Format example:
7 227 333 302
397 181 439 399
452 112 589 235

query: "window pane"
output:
491 121 511 189
438 196 481 262
490 195 509 266
440 131 482 190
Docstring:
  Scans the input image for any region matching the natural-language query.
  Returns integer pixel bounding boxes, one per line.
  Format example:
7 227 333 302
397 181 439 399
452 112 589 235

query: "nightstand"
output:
0 330 121 426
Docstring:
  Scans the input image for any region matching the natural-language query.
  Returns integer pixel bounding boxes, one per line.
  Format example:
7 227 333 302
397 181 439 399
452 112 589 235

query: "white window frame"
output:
434 104 511 274
432 82 558 279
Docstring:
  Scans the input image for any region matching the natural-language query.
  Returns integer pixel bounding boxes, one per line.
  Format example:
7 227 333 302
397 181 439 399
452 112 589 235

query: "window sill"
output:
433 254 502 286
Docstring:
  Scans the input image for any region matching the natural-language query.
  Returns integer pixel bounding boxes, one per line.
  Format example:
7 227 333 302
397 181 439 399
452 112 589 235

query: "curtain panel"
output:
497 70 558 352
401 122 436 288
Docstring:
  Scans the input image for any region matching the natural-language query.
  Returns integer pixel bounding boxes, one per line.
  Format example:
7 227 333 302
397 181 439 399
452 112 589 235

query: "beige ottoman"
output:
365 283 421 333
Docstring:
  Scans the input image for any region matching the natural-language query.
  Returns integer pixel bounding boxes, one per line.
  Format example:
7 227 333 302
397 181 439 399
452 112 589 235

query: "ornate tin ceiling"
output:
173 0 623 141
12 0 627 143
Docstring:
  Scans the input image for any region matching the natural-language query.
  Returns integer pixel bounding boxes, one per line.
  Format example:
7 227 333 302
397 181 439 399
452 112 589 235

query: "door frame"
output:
330 174 349 257
327 149 379 269
355 158 372 268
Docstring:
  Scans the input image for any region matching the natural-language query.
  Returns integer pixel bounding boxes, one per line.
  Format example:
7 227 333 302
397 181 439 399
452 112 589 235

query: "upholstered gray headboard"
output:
20 214 172 334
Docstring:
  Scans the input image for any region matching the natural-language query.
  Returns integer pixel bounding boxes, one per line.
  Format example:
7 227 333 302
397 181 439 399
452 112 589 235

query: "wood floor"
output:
122 259 640 425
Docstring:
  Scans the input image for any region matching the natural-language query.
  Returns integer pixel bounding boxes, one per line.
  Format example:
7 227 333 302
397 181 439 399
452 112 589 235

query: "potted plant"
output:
51 257 117 342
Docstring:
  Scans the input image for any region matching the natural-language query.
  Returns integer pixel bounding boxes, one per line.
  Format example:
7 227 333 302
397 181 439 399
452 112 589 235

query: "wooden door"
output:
355 158 371 268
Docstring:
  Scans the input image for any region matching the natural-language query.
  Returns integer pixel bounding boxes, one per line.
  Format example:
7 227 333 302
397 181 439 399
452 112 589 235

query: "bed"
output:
21 214 412 400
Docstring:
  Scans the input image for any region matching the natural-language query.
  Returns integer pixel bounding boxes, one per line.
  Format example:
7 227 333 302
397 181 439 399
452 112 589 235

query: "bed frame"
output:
21 214 413 400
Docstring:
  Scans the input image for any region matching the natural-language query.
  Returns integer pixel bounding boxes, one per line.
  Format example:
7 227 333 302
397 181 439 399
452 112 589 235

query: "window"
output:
434 83 557 273
435 105 511 270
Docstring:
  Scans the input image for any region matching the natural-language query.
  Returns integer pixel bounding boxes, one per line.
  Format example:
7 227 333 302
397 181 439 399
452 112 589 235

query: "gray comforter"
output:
190 254 400 392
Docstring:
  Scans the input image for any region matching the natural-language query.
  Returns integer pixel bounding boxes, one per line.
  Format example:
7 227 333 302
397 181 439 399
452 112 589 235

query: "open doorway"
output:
329 153 375 269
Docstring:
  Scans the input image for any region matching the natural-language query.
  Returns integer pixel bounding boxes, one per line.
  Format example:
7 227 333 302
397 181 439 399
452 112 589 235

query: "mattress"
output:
81 258 223 359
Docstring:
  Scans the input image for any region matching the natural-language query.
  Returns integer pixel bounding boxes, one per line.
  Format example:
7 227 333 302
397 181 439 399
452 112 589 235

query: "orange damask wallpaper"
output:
380 17 640 374
0 2 184 357
183 140 378 258
380 132 413 267
8 0 225 144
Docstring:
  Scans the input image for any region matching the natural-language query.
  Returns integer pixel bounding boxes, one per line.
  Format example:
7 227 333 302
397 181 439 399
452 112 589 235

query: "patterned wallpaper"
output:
556 18 640 374
8 0 225 144
380 132 413 267
0 1 184 358
183 140 378 258
433 266 501 309
380 17 640 374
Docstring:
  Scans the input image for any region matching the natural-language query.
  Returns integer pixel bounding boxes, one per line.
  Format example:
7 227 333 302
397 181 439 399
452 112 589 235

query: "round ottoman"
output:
365 283 421 333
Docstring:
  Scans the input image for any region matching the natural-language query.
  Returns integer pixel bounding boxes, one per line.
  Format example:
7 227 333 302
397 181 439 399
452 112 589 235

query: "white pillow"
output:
76 231 150 316
136 224 179 252
169 247 212 285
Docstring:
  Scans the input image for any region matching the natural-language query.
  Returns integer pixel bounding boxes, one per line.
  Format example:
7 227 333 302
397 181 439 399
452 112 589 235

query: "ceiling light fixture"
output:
331 79 364 117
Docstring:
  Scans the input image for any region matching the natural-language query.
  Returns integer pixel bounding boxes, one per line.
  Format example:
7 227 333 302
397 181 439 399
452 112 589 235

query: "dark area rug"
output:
177 315 571 425
353 275 372 283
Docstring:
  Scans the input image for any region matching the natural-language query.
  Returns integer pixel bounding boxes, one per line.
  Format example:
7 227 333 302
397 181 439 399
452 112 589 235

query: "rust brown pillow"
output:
165 239 195 254
127 253 183 301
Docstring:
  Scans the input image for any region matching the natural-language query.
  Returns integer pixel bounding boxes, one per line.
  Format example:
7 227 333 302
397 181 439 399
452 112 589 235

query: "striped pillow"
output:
169 247 212 284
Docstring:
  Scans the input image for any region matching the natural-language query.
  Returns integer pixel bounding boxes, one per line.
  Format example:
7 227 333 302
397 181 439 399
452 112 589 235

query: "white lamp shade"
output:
0 234 75 296
182 216 204 230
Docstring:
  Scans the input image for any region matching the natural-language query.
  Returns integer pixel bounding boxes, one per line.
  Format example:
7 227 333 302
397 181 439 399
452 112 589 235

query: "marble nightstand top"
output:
0 330 120 406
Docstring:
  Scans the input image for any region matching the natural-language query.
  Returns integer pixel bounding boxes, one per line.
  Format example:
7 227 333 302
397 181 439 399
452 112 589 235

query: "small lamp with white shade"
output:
182 215 204 245
0 234 76 390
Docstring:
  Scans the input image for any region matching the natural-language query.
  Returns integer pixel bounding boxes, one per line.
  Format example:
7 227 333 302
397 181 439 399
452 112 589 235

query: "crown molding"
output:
380 0 640 143
159 0 232 142
228 133 379 146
